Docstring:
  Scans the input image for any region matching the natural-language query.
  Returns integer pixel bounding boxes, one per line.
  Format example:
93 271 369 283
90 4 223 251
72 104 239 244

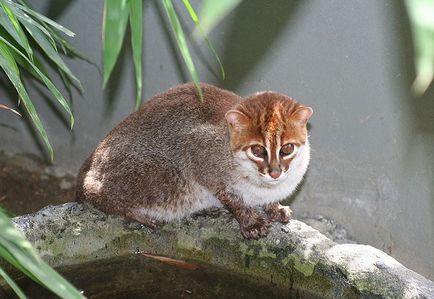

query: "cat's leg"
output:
125 209 164 229
216 190 270 239
263 202 292 223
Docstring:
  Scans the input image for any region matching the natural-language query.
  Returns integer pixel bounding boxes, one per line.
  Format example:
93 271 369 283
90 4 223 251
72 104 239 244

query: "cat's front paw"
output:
264 202 292 223
239 213 270 240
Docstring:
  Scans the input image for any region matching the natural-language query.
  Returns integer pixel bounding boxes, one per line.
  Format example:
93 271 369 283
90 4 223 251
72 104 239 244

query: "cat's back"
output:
93 83 241 164
117 83 240 135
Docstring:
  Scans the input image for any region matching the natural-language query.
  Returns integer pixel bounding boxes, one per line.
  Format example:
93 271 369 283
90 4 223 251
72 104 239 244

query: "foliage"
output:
405 0 434 95
0 0 83 159
192 0 242 39
102 0 230 104
0 209 84 299
0 1 85 297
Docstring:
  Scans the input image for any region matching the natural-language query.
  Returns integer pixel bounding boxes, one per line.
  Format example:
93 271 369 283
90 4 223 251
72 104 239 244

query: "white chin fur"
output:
231 139 310 206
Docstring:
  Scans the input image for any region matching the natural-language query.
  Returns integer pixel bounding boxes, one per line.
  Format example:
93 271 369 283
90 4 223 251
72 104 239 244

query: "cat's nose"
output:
269 167 281 179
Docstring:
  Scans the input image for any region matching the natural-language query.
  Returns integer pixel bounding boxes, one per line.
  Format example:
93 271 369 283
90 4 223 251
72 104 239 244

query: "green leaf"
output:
0 267 27 299
0 210 85 299
0 245 36 281
0 2 32 58
0 36 75 132
18 15 82 91
46 26 96 67
11 0 75 37
129 0 143 110
405 0 434 95
5 2 57 49
196 0 242 36
181 0 225 80
12 51 52 84
102 0 129 87
162 0 203 100
0 39 53 159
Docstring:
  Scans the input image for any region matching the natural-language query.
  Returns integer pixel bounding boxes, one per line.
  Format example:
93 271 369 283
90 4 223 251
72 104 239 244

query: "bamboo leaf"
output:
129 0 143 110
0 267 27 299
0 39 53 159
0 36 75 132
102 0 129 87
2 248 83 299
196 0 242 36
12 51 52 84
46 26 97 67
18 16 82 91
58 67 72 93
162 0 203 100
0 2 32 58
0 210 84 299
181 0 225 80
5 2 57 49
11 0 75 37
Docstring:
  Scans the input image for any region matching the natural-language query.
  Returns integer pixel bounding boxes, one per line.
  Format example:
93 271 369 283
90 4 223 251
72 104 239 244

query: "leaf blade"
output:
0 210 84 299
404 0 434 95
181 0 225 80
11 0 75 37
129 0 143 110
102 0 129 87
5 1 57 48
0 267 27 299
162 0 203 100
196 0 242 36
0 2 32 58
19 16 82 91
0 36 74 129
0 39 53 159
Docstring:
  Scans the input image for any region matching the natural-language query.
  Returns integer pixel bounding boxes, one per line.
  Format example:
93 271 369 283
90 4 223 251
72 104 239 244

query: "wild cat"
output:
76 83 313 239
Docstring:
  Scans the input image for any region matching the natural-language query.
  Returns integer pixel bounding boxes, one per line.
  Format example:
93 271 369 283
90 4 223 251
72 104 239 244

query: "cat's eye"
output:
251 145 267 158
280 144 294 156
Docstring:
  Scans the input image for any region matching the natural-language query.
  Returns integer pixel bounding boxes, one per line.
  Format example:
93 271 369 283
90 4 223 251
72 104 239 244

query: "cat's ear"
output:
225 110 250 132
292 106 313 125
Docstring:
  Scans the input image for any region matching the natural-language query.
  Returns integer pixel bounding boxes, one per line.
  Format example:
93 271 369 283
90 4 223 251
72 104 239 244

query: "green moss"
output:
293 258 315 277
258 245 277 259
177 233 200 251
176 247 212 263
282 254 316 277
238 243 254 257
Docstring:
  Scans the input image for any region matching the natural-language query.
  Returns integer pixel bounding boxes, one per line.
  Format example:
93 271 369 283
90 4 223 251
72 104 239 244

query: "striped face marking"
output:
226 91 312 183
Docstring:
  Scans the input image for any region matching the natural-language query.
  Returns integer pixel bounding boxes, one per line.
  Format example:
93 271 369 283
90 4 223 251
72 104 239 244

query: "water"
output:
1 255 323 299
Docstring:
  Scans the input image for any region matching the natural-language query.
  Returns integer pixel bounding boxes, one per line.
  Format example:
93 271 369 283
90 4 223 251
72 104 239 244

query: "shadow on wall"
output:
390 3 434 134
391 4 434 191
44 0 75 20
220 0 302 91
0 78 48 160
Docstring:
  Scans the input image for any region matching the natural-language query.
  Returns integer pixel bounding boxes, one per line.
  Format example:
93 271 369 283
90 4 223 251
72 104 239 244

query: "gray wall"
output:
1 0 433 278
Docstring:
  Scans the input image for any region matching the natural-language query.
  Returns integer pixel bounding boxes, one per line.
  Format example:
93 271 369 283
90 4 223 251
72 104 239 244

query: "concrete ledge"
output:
12 202 434 298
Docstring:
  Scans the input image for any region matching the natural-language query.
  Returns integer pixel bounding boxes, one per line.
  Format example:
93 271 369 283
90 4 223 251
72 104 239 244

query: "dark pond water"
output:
1 255 323 299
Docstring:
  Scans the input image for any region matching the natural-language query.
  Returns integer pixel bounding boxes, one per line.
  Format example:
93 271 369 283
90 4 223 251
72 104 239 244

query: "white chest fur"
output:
231 141 310 207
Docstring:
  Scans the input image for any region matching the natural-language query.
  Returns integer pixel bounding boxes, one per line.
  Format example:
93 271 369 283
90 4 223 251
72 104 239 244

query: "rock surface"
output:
11 203 434 298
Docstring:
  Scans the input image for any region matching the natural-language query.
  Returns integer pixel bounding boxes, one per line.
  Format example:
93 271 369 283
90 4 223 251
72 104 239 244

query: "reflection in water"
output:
1 254 322 299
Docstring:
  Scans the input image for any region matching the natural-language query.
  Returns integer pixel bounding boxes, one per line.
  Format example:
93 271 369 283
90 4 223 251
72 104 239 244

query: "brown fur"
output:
76 83 312 239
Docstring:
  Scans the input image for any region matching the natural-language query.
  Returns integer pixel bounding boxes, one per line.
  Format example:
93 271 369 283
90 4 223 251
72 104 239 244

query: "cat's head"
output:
225 91 313 185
